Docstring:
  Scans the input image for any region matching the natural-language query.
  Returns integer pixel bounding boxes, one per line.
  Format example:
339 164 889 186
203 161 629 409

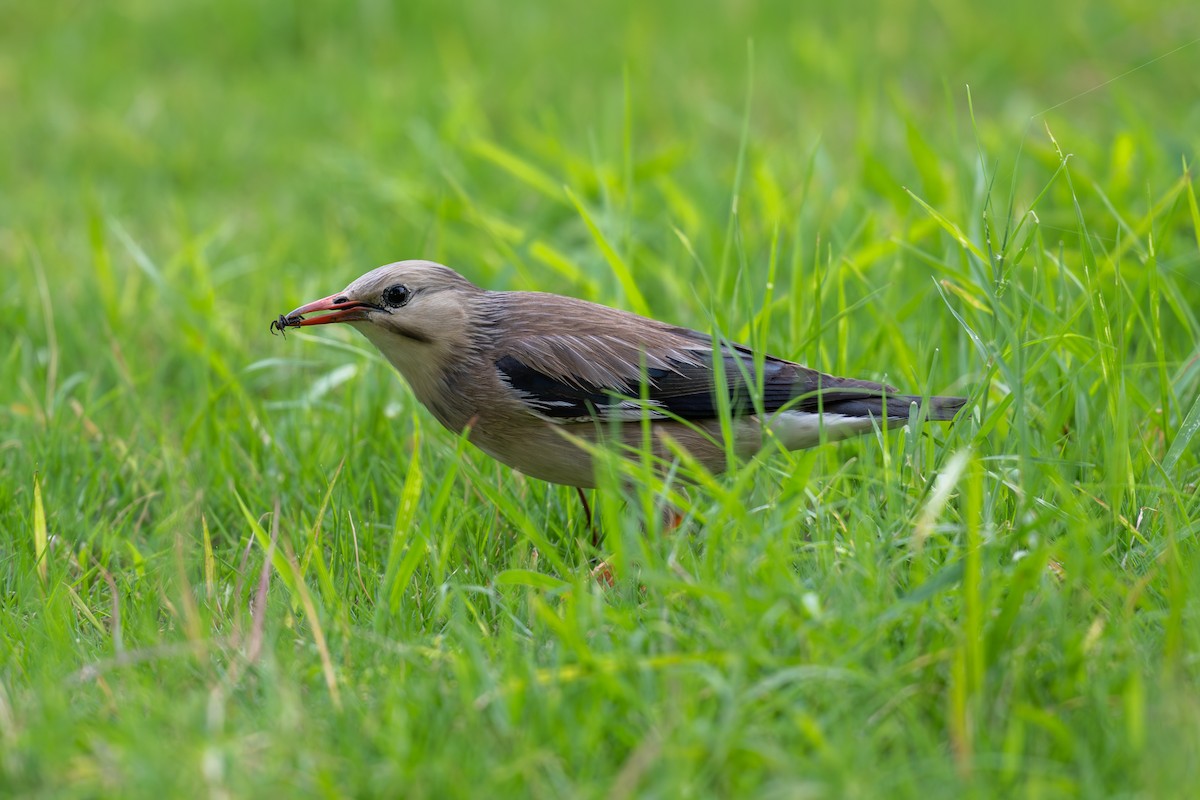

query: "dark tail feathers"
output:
823 394 967 422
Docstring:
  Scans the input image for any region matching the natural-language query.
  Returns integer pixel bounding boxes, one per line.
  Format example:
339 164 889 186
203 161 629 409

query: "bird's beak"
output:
284 293 380 327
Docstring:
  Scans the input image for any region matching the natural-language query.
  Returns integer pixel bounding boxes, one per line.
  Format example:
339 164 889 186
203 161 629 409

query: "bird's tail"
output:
910 394 968 422
822 393 967 422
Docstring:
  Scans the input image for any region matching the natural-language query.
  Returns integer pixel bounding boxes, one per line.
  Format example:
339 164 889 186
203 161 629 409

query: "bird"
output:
274 260 967 490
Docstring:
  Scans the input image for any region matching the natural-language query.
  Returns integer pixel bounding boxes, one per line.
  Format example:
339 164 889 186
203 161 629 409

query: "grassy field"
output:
4 0 1200 796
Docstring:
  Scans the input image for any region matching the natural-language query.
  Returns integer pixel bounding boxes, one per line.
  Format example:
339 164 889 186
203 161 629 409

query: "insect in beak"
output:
269 314 304 336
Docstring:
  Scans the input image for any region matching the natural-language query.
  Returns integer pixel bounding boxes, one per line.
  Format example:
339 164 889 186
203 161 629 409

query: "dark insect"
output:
269 313 303 336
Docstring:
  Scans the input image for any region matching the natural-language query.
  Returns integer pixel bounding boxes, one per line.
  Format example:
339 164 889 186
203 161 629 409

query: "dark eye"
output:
382 284 411 308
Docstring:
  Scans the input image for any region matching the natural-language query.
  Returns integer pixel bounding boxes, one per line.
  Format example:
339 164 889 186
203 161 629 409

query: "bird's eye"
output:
382 284 411 308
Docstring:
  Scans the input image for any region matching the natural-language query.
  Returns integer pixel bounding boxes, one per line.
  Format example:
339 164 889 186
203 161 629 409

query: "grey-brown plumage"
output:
279 260 967 488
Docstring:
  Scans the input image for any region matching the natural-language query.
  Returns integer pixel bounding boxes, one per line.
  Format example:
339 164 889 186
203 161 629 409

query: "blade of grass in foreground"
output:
32 473 48 587
565 186 650 317
1162 389 1200 479
378 415 426 624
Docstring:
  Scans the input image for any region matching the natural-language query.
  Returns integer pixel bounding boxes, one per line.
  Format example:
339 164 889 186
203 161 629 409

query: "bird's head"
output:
281 260 484 373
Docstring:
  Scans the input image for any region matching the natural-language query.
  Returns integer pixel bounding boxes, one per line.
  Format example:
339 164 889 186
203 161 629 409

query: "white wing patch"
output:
764 410 879 449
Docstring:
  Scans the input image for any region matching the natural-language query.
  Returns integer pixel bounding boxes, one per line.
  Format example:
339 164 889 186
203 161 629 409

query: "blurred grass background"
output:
3 0 1200 796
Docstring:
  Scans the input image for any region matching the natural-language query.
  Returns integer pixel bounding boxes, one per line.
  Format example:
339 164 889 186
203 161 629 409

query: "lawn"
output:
4 1 1200 796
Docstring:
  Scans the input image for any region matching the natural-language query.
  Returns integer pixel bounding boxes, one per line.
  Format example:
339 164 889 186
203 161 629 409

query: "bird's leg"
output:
590 560 616 587
575 486 601 548
577 487 616 586
588 489 688 588
658 486 689 533
662 504 684 532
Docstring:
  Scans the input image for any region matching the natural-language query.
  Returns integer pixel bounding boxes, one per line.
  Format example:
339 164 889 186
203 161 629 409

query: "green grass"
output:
4 0 1200 796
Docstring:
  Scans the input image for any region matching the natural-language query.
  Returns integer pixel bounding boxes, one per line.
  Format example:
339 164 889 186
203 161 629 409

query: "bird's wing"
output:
489 292 898 424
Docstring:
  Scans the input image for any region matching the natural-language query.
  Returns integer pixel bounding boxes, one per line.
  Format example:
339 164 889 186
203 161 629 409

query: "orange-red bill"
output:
281 293 380 327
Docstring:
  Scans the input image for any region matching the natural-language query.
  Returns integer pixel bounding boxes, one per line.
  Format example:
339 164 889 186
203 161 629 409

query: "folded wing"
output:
489 293 934 424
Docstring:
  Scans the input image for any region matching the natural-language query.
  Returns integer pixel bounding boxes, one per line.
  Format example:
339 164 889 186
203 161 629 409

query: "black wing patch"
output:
497 346 900 424
496 354 674 420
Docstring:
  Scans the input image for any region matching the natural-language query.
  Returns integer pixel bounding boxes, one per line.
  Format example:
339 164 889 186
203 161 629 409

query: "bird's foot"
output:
590 559 615 588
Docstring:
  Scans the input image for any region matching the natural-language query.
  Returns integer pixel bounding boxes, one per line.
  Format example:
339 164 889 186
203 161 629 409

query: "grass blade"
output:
32 474 47 587
565 186 650 316
1163 389 1200 479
